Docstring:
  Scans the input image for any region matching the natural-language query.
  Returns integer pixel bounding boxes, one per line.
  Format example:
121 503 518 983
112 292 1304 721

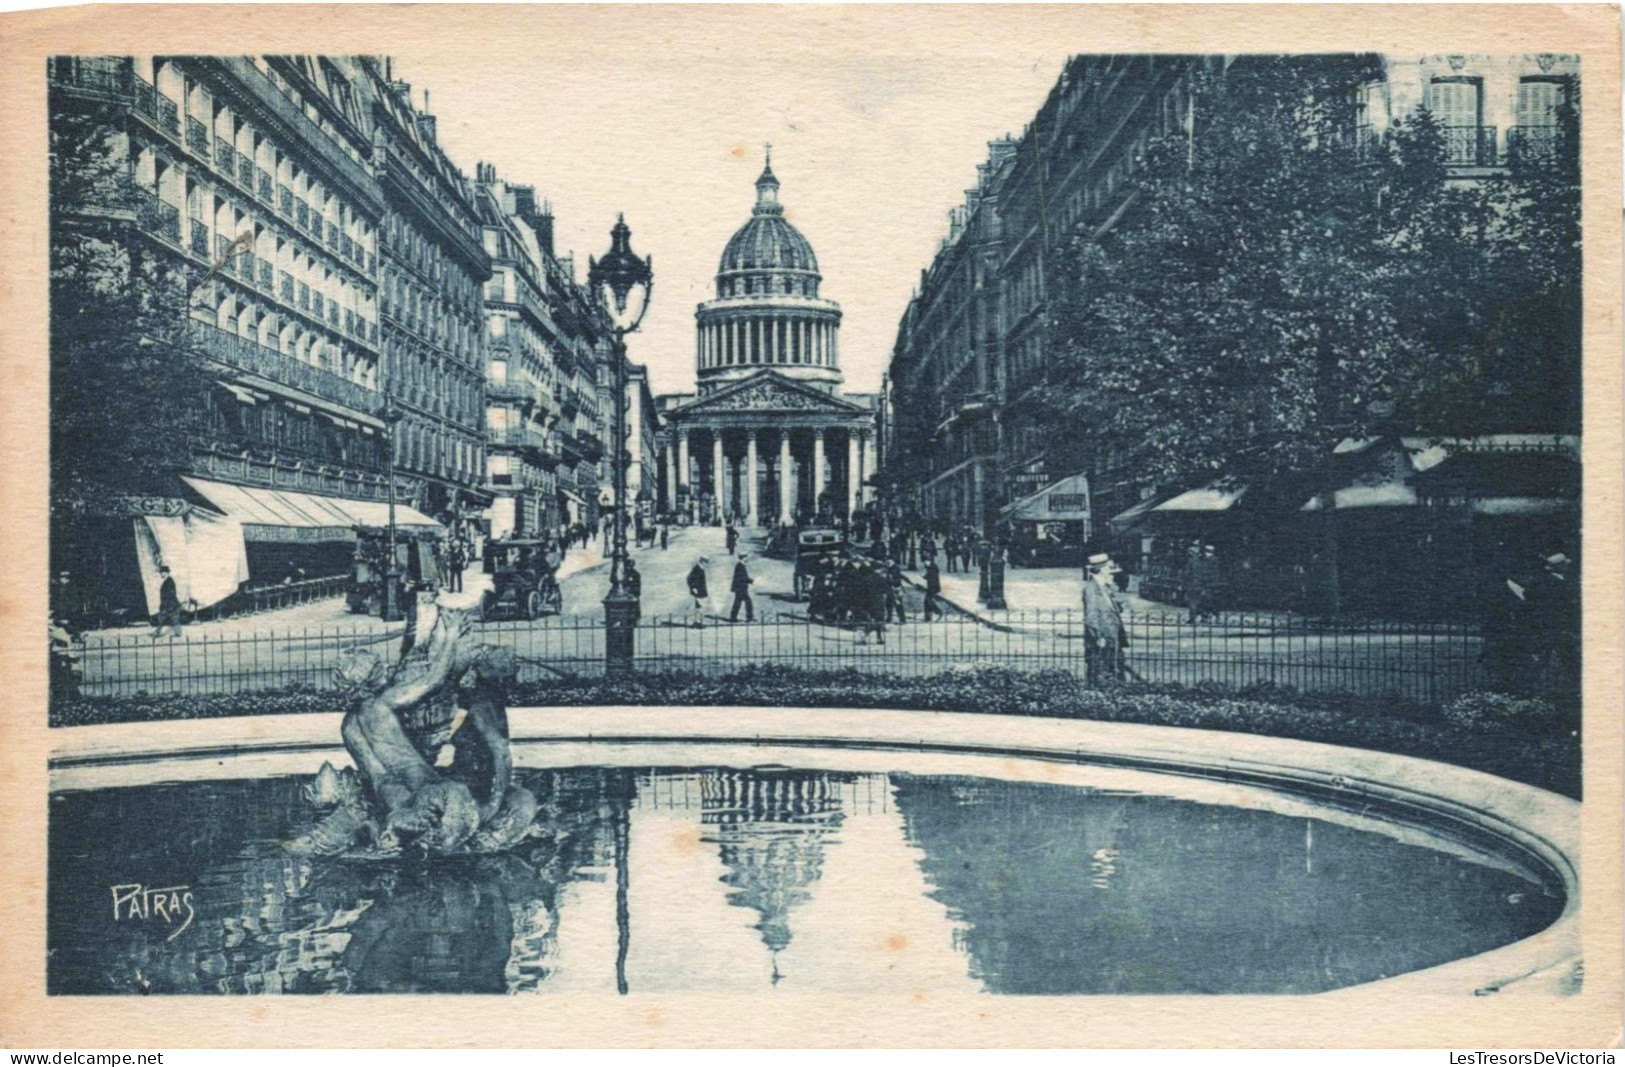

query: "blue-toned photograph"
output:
45 46 1582 1003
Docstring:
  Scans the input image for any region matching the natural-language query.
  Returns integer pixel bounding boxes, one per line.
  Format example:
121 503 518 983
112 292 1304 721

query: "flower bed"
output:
51 666 1580 798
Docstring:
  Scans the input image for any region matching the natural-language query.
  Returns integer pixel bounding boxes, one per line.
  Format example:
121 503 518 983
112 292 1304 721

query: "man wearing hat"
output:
1083 552 1128 684
728 553 755 623
686 557 710 629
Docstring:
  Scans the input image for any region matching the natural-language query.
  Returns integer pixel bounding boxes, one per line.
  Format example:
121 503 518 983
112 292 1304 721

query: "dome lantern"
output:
754 144 782 215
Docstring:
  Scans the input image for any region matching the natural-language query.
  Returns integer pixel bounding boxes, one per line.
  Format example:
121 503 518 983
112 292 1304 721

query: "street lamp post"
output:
380 392 405 622
588 216 653 677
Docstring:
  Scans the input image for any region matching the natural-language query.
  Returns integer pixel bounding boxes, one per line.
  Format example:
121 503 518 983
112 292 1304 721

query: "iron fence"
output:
64 609 1485 706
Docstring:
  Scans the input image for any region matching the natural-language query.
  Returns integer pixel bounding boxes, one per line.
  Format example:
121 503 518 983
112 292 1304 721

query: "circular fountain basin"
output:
48 707 1578 997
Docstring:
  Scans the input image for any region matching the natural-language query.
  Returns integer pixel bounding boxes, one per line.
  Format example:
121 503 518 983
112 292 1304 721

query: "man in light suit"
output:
1083 553 1127 685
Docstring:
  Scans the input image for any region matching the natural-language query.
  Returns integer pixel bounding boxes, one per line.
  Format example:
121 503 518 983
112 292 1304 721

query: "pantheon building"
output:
659 154 877 526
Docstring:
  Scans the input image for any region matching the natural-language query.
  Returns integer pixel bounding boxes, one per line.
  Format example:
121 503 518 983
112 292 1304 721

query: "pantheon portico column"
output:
746 429 760 527
666 442 679 514
813 429 827 514
847 429 860 517
857 431 870 508
778 432 793 525
713 433 725 519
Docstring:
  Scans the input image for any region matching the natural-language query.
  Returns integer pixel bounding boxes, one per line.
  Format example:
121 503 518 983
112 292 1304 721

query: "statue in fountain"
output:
286 593 539 858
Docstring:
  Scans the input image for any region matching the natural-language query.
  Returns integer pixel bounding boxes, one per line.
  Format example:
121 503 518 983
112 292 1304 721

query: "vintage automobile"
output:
791 528 847 600
480 538 564 621
346 526 442 616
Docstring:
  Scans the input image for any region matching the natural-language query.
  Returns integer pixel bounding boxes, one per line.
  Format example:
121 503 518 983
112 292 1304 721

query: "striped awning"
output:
182 477 442 542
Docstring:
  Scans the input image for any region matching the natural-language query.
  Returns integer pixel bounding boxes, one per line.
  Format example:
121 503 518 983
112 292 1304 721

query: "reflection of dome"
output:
701 770 847 956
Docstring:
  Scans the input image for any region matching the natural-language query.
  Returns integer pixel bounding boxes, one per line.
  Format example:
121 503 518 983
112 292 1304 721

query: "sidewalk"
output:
901 562 1180 625
83 538 610 642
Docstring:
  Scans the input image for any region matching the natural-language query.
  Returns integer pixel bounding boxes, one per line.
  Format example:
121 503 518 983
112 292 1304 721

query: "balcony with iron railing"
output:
189 218 209 258
192 321 378 414
237 156 256 189
215 140 238 177
186 116 209 157
486 378 535 404
257 169 274 202
488 425 551 453
134 187 180 244
51 58 182 140
1441 125 1499 167
1507 125 1565 165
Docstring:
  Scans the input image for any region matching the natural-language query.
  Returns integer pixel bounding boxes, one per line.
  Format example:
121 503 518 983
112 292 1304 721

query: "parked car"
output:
792 528 846 600
480 538 564 621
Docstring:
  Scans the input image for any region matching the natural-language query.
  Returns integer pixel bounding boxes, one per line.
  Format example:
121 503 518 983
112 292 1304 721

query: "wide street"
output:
68 520 1481 706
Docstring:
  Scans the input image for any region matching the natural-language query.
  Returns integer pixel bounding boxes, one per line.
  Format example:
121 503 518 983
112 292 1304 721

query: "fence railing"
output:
1442 124 1499 166
63 609 1486 706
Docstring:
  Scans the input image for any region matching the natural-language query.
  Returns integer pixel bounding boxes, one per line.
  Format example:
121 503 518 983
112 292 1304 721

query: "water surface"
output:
48 765 1560 994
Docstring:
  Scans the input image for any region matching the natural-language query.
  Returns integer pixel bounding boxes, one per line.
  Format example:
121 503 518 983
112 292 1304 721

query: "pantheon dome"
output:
659 151 874 528
694 154 843 395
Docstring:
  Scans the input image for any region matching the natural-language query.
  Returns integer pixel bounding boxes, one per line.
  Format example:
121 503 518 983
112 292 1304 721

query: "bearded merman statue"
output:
286 592 539 857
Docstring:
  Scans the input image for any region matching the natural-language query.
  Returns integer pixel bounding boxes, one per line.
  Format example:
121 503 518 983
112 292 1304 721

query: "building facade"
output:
885 56 1210 538
659 155 876 527
472 163 562 540
884 51 1578 535
622 364 662 525
48 55 508 620
365 65 491 523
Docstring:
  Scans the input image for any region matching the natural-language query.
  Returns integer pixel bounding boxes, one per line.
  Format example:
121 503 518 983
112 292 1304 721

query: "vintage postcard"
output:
0 3 1619 1049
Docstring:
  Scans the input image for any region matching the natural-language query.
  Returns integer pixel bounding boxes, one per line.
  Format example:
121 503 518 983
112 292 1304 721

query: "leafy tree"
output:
50 99 212 526
1045 56 1581 490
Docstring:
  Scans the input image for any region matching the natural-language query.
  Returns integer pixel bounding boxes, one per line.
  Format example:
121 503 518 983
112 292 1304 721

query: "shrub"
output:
1442 691 1563 734
52 667 1581 798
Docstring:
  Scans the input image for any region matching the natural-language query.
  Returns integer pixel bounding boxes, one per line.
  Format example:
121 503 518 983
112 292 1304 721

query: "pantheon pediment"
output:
670 371 868 419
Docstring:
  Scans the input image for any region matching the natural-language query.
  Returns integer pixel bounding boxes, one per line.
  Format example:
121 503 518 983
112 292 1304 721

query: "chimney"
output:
533 202 554 257
417 114 437 142
390 79 412 107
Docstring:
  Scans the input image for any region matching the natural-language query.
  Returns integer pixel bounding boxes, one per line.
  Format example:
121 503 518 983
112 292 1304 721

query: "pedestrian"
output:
1083 553 1128 685
885 555 908 624
660 524 669 551
1529 551 1580 704
399 578 421 657
944 532 960 574
151 564 183 640
725 523 739 556
728 553 755 622
447 539 465 593
857 561 888 645
923 557 943 621
686 556 710 628
624 558 643 622
1184 542 1222 623
49 617 81 700
1482 561 1534 694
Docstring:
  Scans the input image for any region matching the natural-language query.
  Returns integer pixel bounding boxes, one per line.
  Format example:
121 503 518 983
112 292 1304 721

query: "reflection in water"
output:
702 770 847 973
48 765 1561 995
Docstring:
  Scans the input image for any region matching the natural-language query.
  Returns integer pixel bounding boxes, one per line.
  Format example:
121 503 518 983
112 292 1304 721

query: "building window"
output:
1512 76 1567 162
1427 77 1490 165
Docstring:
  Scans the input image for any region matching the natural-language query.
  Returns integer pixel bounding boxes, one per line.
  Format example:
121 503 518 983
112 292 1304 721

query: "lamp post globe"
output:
587 215 652 677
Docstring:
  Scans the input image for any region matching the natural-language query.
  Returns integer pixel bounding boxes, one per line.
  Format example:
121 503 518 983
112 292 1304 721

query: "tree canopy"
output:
50 102 213 523
1044 56 1581 488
